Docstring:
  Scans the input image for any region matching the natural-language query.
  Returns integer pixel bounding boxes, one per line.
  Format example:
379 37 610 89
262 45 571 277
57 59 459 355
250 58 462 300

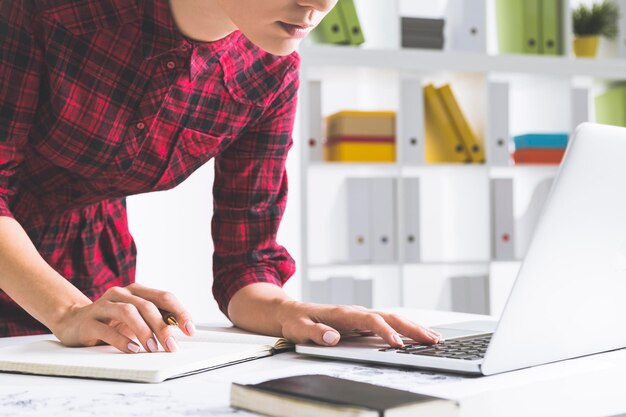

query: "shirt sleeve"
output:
0 2 43 219
211 62 299 318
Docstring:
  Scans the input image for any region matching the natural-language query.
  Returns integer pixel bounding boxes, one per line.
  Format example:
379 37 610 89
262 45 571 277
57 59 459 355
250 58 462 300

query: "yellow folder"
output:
325 111 396 138
424 84 471 164
327 142 396 162
437 84 485 163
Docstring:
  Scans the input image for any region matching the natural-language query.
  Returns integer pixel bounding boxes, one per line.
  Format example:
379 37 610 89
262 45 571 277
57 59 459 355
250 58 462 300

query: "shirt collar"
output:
140 0 242 81
188 31 242 80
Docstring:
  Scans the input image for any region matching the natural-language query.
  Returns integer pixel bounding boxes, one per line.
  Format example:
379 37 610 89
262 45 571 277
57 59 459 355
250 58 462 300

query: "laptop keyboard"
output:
378 333 493 361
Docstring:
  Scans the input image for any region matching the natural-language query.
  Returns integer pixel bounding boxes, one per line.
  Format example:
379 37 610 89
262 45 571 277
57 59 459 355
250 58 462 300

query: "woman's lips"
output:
278 21 313 39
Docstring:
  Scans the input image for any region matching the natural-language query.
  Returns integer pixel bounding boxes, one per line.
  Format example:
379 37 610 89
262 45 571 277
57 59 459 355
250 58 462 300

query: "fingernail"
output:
393 334 404 347
322 331 340 345
128 342 141 353
166 336 179 352
430 329 443 337
185 321 197 337
147 337 158 353
427 330 442 342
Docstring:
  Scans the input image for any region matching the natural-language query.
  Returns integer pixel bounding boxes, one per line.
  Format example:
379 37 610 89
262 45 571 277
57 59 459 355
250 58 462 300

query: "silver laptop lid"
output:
482 123 626 375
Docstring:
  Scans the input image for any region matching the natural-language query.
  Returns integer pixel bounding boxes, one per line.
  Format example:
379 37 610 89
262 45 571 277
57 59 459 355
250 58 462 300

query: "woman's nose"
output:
297 0 337 14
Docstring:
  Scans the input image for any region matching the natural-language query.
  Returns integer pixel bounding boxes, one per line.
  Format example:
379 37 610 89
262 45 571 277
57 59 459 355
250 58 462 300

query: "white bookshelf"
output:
297 0 626 316
300 45 626 79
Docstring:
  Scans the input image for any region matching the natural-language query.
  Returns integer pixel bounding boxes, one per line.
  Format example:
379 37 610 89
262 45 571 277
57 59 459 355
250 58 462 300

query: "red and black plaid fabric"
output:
0 0 298 336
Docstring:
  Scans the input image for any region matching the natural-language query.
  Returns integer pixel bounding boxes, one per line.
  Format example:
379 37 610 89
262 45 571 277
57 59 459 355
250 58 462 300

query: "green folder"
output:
338 0 365 46
523 0 541 54
311 3 349 44
540 0 563 55
596 85 626 127
496 0 526 54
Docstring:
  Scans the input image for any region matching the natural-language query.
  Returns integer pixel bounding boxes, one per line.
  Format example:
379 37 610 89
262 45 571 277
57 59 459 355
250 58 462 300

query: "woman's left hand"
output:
275 300 442 347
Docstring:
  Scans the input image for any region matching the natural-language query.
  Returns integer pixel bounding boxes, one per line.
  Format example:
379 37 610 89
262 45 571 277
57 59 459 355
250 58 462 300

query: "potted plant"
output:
572 0 619 58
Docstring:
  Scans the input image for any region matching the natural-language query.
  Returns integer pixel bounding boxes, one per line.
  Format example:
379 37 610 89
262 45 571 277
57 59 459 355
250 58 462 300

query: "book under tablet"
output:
230 374 459 417
0 328 293 383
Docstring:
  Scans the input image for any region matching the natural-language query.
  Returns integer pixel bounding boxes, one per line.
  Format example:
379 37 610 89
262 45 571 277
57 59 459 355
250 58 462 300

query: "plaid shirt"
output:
0 0 298 336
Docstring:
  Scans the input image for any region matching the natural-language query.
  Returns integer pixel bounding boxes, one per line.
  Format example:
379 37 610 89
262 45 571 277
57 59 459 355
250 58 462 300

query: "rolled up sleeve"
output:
211 63 299 317
0 2 42 218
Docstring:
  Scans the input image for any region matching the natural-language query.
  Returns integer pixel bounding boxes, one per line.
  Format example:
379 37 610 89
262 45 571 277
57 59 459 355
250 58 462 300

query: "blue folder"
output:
513 133 569 149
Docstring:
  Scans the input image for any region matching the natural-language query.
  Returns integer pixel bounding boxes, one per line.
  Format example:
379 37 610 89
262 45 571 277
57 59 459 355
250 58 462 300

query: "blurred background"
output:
128 0 626 323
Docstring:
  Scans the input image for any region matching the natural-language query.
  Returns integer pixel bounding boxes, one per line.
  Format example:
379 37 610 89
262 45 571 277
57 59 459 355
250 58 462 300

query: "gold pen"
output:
161 310 179 327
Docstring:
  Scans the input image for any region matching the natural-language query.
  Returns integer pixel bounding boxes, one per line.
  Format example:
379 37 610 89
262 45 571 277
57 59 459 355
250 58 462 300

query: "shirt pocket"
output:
179 127 229 158
150 128 232 191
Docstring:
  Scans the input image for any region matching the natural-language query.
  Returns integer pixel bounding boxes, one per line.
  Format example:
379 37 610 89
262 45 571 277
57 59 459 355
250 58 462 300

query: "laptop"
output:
296 123 626 376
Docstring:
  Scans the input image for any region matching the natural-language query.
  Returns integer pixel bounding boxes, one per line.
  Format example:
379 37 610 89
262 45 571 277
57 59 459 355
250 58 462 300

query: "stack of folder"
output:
596 84 626 127
496 0 563 55
424 84 484 164
401 17 445 50
311 0 365 46
324 111 396 163
511 133 568 164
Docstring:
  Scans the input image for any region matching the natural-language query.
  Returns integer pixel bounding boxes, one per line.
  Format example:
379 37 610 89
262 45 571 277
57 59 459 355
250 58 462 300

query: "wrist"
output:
275 298 298 327
48 298 91 335
275 299 314 329
228 283 294 337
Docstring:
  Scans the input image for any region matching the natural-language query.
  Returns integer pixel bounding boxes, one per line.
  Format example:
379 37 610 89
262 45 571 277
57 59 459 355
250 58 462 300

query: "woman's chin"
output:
243 31 302 56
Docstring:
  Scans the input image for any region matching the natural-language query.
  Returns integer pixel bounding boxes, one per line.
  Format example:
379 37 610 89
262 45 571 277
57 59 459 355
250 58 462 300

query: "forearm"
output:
0 216 91 331
227 282 295 337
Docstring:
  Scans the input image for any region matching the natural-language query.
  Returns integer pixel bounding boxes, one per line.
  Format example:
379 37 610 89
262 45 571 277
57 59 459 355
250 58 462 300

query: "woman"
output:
0 0 441 354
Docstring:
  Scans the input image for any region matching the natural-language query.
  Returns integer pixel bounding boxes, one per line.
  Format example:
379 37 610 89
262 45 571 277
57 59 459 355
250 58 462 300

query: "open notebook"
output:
0 326 293 383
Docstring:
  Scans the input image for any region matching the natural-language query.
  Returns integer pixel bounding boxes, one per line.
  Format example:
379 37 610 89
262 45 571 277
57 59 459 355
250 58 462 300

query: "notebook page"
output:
0 340 271 383
192 326 293 350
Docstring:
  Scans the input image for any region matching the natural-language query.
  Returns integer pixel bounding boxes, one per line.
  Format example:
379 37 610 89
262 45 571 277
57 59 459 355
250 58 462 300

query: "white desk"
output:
1 309 625 417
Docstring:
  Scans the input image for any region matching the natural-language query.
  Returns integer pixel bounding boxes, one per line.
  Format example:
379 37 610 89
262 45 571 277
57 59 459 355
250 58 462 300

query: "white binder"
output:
515 177 553 259
305 80 323 162
329 277 357 305
402 177 421 263
398 77 425 165
446 0 487 53
571 87 591 135
309 277 373 307
354 278 373 308
347 178 372 262
618 0 626 58
308 280 328 304
487 82 511 166
370 178 396 263
491 178 516 260
450 275 490 315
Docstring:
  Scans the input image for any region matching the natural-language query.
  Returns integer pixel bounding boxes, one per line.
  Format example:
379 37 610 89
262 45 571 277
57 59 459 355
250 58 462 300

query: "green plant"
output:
573 0 619 38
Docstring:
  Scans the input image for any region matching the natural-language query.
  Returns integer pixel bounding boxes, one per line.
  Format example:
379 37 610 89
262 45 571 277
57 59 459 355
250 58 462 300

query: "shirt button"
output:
136 122 146 130
166 61 176 70
180 44 190 53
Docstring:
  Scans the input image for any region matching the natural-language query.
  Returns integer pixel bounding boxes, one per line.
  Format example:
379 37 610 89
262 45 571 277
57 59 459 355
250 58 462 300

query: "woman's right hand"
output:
51 283 196 354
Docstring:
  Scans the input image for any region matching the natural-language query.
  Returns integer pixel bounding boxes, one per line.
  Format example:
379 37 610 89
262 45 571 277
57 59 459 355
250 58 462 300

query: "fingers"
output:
311 306 400 347
110 320 139 342
126 283 196 337
314 305 439 347
283 318 341 346
85 321 141 354
373 311 442 344
102 287 178 352
94 299 163 353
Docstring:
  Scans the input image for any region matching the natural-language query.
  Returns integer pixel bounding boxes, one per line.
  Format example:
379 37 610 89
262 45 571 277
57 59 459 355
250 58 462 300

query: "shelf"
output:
308 162 400 169
300 45 626 79
308 262 399 269
307 162 560 175
308 261 493 269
